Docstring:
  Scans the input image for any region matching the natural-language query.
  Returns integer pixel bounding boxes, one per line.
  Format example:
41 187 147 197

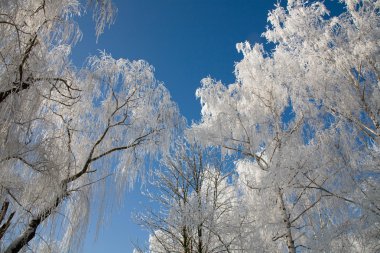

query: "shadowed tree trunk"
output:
0 201 15 241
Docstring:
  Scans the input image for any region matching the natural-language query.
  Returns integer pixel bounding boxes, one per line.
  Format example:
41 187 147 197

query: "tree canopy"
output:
187 0 379 251
0 0 379 252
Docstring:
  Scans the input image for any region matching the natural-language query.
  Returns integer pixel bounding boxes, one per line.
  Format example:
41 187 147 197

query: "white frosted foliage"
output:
0 1 182 252
188 0 380 251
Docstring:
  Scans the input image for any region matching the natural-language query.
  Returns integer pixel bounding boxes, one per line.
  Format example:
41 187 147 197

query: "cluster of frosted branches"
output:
137 143 246 253
141 0 379 252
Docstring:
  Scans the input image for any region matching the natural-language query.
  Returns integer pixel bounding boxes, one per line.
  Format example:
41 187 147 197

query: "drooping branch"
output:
0 33 38 104
302 173 380 217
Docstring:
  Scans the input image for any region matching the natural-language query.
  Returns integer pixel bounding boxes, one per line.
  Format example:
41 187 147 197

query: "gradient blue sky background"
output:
71 0 342 252
72 0 275 123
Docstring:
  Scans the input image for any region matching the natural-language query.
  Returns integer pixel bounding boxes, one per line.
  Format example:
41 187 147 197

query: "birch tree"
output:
189 0 380 251
0 1 182 252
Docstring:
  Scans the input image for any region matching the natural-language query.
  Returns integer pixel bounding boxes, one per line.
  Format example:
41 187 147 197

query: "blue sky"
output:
72 0 275 123
72 0 342 252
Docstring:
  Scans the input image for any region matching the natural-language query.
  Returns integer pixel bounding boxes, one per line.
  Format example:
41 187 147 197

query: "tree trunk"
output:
278 188 296 253
183 226 191 253
4 217 42 253
197 224 203 253
4 195 63 253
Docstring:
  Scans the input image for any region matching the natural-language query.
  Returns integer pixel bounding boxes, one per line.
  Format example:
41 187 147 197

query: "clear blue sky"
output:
72 0 342 252
72 0 275 123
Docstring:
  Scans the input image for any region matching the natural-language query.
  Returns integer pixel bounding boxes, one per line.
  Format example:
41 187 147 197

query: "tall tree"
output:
189 0 379 251
0 1 182 252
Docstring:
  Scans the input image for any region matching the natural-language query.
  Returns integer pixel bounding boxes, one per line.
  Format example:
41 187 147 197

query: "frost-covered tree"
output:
189 0 380 252
137 143 245 253
0 1 181 252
